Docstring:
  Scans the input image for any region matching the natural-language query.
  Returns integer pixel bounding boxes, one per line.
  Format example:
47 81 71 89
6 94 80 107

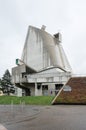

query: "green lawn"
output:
0 96 54 105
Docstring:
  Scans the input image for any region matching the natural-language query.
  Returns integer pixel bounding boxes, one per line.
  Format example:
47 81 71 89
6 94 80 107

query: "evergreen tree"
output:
1 69 15 95
0 78 2 90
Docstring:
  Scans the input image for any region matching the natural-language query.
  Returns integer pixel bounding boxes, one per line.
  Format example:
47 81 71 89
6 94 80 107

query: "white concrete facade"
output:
21 26 72 72
12 25 72 96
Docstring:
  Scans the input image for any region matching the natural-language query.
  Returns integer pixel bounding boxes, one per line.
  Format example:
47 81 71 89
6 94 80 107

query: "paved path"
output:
0 105 86 130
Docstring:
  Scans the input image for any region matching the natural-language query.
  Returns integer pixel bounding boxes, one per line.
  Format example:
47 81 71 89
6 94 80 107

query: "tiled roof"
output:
52 77 86 104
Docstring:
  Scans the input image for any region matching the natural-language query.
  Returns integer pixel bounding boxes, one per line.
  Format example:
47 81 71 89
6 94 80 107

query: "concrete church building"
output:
12 25 72 96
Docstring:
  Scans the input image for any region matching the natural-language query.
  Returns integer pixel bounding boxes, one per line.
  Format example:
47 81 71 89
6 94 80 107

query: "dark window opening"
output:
37 84 41 89
55 84 63 95
42 85 48 90
24 88 31 96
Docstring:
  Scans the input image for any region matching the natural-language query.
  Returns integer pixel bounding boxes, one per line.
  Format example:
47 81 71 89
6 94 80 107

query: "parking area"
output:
0 105 86 130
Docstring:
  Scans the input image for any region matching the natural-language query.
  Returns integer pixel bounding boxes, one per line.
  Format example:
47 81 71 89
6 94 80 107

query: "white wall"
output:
35 83 42 96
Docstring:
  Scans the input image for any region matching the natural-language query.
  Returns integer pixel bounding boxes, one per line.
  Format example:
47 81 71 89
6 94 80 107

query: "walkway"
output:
0 105 86 130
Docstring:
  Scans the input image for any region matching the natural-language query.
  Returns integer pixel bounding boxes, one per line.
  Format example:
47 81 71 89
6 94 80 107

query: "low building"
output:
12 25 72 96
52 77 86 104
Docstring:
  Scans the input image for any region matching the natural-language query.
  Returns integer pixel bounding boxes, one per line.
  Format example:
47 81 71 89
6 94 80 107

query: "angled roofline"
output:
29 25 53 37
26 65 37 73
37 65 67 73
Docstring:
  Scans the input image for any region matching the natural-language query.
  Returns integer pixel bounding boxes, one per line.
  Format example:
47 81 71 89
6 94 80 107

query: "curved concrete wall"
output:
21 26 72 72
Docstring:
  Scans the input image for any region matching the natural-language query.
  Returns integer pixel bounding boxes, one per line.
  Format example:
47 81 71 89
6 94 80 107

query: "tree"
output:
1 69 15 95
0 78 3 90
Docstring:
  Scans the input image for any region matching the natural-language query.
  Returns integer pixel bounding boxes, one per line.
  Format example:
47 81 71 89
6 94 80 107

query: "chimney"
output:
41 25 46 31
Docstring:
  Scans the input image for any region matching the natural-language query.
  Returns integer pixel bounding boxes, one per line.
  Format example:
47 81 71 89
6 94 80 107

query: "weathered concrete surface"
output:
0 105 86 130
0 124 7 130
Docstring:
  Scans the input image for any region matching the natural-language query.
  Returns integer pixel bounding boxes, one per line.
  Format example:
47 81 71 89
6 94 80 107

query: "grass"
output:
0 96 55 105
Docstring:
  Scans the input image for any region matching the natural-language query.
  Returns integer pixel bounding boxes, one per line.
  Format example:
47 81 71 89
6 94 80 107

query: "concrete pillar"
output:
35 83 42 96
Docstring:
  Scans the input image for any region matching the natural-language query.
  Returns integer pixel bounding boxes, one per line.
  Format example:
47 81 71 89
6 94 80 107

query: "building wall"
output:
52 77 86 104
48 84 55 96
12 26 72 96
35 83 42 96
21 27 43 70
21 26 72 72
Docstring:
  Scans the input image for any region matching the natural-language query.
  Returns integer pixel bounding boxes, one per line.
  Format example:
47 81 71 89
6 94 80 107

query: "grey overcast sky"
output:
0 0 86 77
